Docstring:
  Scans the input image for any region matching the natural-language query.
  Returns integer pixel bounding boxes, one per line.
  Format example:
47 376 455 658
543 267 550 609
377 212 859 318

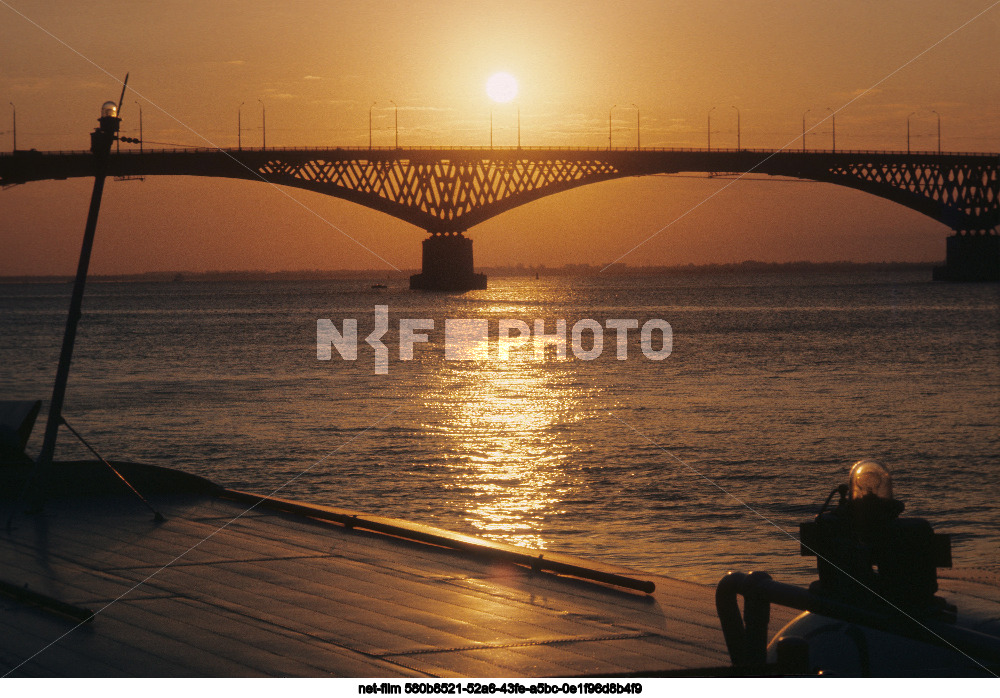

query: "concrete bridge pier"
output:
933 230 1000 282
409 232 488 292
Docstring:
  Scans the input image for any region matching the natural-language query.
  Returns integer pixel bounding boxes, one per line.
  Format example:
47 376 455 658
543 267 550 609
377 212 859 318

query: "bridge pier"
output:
409 232 488 292
933 231 1000 282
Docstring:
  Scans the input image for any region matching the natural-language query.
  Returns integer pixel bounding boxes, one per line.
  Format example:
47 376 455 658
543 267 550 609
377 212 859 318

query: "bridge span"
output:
2 145 997 288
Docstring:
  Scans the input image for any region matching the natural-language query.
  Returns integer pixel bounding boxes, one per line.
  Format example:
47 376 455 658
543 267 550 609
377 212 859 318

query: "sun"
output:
486 72 518 103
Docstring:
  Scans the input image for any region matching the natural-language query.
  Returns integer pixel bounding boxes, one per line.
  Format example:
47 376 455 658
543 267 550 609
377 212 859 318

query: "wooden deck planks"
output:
0 487 751 677
100 597 419 677
0 602 192 677
0 541 173 604
46 506 331 568
153 596 428 677
219 555 638 638
126 556 653 654
108 562 509 656
446 575 736 649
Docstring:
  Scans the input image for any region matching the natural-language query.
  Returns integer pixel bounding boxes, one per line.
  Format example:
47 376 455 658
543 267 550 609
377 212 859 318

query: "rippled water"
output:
1 271 997 585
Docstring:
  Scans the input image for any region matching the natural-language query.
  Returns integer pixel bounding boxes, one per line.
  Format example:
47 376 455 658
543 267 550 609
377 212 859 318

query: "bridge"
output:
2 144 998 288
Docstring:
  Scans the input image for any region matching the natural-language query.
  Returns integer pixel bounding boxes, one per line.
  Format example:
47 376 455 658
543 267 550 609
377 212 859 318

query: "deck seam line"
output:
377 631 656 657
155 593 438 676
130 555 637 639
99 553 331 571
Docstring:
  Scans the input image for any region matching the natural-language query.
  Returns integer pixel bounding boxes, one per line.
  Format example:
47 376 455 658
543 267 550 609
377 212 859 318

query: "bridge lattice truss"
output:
249 150 1000 234
257 153 624 233
820 158 998 233
2 148 998 234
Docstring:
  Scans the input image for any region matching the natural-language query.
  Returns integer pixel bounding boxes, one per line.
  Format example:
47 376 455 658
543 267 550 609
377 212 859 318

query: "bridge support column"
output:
410 233 488 292
933 230 1000 282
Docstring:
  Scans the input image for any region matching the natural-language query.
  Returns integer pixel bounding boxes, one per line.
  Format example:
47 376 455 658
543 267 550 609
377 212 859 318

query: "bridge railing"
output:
4 146 998 157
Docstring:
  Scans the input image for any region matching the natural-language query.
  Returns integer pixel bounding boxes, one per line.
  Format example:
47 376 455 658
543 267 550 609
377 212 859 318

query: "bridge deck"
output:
0 461 789 677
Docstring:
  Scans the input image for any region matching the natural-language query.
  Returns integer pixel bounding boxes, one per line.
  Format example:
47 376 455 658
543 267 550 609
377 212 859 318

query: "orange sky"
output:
1 0 999 275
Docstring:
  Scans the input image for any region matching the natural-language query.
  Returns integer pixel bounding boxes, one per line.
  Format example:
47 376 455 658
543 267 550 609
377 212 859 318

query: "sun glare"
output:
486 72 518 103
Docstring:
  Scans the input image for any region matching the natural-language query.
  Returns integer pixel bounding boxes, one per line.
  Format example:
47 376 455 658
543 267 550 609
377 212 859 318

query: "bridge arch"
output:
2 146 997 285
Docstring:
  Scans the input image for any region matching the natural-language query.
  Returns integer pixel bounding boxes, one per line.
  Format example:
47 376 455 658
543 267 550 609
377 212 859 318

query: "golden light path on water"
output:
421 316 586 550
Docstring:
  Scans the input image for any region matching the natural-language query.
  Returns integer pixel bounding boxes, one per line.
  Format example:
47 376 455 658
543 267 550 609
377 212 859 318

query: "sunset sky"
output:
1 0 998 275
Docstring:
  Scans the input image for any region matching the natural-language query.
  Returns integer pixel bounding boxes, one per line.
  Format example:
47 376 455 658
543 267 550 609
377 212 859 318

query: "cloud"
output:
261 88 298 100
3 77 54 93
226 60 246 66
397 106 457 112
303 75 325 81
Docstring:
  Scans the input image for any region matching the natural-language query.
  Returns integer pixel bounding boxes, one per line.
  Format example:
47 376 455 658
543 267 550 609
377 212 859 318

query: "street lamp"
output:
731 105 740 150
801 109 811 152
135 100 143 154
826 107 835 152
707 106 716 151
369 101 377 149
8 102 14 152
631 104 640 150
609 105 616 150
930 109 941 154
258 98 266 149
390 100 399 149
907 111 916 154
488 105 519 149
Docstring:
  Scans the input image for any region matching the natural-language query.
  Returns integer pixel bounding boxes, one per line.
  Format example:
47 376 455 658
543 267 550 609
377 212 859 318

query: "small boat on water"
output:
371 283 388 289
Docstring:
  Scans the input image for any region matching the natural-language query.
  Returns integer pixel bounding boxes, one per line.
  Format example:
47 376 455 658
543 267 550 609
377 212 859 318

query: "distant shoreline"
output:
0 261 939 284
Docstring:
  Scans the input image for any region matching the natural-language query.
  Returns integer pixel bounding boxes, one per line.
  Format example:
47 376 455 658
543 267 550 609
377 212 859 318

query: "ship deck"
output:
0 460 796 677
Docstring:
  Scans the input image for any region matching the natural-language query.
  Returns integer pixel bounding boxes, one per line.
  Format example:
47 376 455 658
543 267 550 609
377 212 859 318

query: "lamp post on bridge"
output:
826 107 835 152
390 100 399 149
632 104 639 150
608 105 616 150
135 101 143 154
907 111 916 154
801 109 811 152
707 106 716 151
238 102 244 151
369 102 377 150
8 102 14 152
258 98 266 150
930 109 941 154
731 105 740 150
488 105 519 149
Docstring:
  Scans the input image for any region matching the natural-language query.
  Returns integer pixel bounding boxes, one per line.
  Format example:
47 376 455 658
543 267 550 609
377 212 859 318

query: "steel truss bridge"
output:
2 145 998 286
3 146 998 233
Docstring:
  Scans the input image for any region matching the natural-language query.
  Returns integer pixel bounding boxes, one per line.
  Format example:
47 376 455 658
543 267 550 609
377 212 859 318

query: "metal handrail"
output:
220 488 656 594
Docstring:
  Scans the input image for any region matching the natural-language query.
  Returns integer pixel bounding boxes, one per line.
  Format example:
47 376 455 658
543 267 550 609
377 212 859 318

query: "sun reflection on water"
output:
422 349 587 550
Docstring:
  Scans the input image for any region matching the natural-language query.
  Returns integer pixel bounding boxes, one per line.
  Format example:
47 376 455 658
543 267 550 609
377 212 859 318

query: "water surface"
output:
1 270 996 585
